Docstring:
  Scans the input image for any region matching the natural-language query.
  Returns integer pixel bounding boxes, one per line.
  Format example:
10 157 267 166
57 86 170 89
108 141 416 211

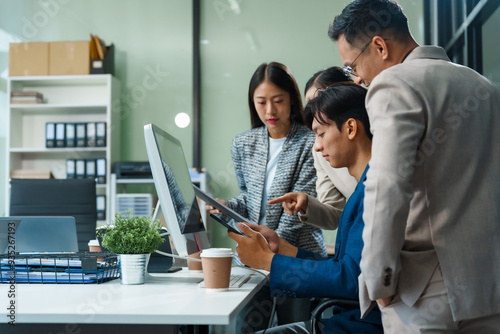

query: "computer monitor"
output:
144 123 210 257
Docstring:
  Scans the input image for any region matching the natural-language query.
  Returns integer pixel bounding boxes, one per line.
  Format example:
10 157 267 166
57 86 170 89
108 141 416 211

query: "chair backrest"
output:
10 178 97 252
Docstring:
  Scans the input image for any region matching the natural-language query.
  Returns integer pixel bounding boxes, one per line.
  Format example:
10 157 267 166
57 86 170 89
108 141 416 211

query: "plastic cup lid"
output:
88 239 100 246
200 248 233 258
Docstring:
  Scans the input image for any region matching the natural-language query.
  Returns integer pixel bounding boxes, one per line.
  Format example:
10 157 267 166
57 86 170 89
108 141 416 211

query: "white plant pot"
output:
118 254 150 285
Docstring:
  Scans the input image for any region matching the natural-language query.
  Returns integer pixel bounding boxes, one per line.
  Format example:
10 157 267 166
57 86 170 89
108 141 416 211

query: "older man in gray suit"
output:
328 0 500 333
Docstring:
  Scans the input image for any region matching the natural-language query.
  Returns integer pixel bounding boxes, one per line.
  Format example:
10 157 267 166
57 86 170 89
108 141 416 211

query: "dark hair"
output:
248 62 304 129
304 66 353 97
305 83 372 140
328 0 410 45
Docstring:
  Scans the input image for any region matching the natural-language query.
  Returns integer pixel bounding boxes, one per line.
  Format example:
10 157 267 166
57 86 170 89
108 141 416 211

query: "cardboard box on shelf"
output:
49 41 90 75
9 42 49 76
9 39 111 77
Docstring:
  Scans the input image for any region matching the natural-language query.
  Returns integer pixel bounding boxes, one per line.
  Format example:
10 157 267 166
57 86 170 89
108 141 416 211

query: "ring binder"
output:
76 123 86 147
55 123 66 148
46 123 55 148
65 123 76 147
86 122 96 147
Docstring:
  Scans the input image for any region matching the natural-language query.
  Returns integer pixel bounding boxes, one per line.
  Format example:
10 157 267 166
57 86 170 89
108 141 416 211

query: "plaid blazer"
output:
227 122 326 256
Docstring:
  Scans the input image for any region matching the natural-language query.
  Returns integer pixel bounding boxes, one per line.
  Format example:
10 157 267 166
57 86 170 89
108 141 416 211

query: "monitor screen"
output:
0 217 78 253
144 124 209 257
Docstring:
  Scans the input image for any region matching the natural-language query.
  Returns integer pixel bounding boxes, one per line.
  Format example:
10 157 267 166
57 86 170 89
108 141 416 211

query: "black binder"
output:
75 159 86 179
65 123 76 147
85 159 96 180
96 158 106 184
96 122 106 147
96 195 106 221
46 123 55 148
66 159 75 179
76 123 86 147
86 123 96 147
55 123 66 148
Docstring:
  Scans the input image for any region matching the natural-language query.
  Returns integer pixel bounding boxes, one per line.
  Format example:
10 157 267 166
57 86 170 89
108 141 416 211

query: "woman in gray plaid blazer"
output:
222 62 326 256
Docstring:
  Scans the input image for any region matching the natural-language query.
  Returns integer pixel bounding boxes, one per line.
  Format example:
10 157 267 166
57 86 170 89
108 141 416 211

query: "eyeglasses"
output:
342 40 372 77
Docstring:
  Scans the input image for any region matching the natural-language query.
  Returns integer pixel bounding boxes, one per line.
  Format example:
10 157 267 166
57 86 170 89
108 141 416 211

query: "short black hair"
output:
304 66 353 96
329 0 409 45
305 82 372 140
248 62 304 129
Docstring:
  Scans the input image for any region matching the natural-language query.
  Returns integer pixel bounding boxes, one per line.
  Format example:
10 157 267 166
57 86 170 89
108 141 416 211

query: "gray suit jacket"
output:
360 46 500 321
227 122 326 256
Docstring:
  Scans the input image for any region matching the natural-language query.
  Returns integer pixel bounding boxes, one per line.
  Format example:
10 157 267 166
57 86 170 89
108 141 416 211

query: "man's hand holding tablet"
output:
228 223 299 270
193 184 257 235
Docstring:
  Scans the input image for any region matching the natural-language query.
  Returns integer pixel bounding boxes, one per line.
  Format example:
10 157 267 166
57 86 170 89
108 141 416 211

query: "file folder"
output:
55 123 66 148
75 159 86 179
86 122 96 147
46 123 55 148
65 123 76 147
96 158 106 184
96 195 106 221
76 123 86 147
96 122 106 147
86 159 96 180
66 159 75 179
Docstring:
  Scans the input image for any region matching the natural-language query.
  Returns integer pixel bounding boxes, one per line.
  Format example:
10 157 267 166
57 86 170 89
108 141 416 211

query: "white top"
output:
258 136 286 225
88 239 100 247
200 248 233 258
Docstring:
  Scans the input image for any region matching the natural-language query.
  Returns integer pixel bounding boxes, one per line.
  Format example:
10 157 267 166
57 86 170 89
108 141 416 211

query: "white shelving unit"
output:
109 169 209 228
5 74 120 223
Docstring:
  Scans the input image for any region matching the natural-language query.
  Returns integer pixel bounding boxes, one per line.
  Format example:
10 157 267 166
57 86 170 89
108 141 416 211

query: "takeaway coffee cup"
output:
187 251 203 271
200 248 233 290
88 239 101 252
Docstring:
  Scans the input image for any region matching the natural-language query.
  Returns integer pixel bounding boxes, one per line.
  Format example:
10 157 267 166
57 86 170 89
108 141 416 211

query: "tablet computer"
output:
193 184 256 235
210 213 244 236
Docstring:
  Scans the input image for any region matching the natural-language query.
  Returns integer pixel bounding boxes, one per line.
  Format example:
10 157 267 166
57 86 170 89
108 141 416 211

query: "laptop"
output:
0 218 21 255
0 217 79 254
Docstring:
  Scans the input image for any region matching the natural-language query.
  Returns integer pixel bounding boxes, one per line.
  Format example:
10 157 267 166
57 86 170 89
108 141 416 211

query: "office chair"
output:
10 178 97 252
310 298 360 334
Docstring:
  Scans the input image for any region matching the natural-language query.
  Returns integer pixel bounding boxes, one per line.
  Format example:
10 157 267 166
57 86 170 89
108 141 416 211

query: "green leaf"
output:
97 208 164 254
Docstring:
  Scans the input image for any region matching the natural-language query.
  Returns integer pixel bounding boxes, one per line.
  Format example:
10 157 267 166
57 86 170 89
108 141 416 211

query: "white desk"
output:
0 267 267 332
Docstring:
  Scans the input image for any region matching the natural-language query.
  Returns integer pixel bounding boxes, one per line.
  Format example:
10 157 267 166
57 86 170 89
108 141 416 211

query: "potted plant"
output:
97 209 164 284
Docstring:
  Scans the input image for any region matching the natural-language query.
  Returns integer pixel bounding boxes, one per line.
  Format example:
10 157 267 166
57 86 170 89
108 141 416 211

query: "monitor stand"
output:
151 199 163 222
147 201 177 274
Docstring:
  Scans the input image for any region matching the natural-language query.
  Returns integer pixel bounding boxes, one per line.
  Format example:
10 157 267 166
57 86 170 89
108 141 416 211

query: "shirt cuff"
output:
297 205 309 222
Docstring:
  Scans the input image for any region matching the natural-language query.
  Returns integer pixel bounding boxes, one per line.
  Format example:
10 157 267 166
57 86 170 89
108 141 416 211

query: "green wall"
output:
200 0 424 247
0 0 193 215
0 0 423 247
